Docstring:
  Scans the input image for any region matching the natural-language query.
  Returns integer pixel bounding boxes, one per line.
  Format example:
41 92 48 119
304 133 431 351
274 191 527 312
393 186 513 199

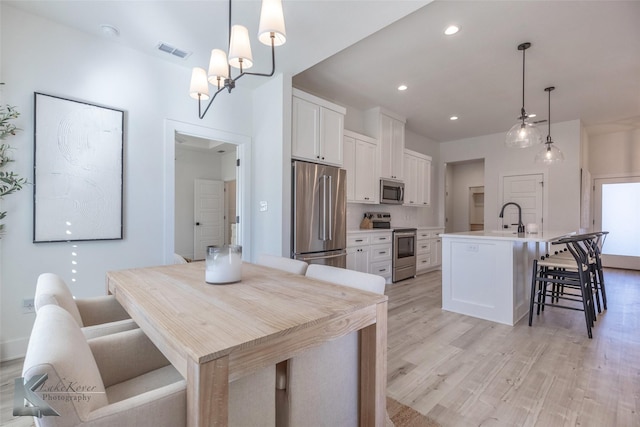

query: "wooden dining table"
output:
106 261 388 427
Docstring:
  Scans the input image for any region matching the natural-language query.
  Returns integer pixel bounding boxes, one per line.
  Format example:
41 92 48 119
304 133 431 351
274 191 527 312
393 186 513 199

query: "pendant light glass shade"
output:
506 120 543 148
207 49 229 88
189 67 210 100
505 42 541 148
228 25 253 69
258 0 286 46
535 86 564 165
535 142 564 164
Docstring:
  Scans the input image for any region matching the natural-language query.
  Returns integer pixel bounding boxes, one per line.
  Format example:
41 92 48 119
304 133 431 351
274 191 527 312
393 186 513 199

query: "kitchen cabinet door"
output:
319 108 344 166
417 156 431 206
346 246 369 273
403 153 419 205
355 138 378 203
378 114 405 180
344 130 378 204
292 96 320 161
344 135 356 201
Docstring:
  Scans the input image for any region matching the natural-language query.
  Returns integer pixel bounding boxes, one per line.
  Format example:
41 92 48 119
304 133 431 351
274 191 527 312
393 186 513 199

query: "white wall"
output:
589 128 640 176
0 5 253 359
251 74 292 259
440 120 583 233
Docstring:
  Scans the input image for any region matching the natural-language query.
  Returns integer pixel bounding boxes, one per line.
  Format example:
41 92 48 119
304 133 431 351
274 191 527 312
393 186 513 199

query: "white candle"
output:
206 247 242 284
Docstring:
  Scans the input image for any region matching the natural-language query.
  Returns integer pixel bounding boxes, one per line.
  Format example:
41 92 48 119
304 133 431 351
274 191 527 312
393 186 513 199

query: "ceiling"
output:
7 0 640 143
294 1 640 142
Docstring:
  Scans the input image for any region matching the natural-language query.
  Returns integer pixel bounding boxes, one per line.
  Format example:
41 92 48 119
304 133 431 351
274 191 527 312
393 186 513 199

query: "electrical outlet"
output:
22 298 35 314
259 201 268 212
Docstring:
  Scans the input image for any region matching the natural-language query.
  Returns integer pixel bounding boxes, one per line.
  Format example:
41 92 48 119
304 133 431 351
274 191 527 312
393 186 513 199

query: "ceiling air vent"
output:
156 42 192 60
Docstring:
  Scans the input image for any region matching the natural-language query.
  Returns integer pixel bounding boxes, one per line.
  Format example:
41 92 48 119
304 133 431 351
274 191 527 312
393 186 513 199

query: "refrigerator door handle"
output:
327 175 333 240
319 175 330 241
296 251 346 262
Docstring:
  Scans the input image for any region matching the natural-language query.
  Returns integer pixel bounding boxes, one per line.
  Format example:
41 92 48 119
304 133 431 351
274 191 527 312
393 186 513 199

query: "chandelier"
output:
189 0 286 119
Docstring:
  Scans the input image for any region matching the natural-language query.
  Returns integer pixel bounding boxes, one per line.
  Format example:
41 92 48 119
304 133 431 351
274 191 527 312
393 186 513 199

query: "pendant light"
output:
535 86 564 164
505 42 542 148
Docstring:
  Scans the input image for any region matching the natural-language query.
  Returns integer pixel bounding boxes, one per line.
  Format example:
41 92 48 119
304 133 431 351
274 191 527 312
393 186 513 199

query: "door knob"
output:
196 222 200 226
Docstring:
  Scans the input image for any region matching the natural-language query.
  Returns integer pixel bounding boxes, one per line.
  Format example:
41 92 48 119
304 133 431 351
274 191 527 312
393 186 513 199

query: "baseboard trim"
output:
1 337 29 362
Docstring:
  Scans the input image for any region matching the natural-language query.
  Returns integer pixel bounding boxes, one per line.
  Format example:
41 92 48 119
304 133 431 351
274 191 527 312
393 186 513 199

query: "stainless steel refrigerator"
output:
292 160 347 268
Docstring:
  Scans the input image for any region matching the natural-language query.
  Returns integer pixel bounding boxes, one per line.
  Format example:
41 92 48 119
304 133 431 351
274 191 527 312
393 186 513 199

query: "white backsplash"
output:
347 203 439 230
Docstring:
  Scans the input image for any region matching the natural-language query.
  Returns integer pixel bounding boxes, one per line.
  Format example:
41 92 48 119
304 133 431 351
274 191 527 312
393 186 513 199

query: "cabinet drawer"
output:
417 254 432 270
370 233 392 244
347 235 370 247
417 231 431 240
416 242 431 255
370 244 392 261
370 260 392 277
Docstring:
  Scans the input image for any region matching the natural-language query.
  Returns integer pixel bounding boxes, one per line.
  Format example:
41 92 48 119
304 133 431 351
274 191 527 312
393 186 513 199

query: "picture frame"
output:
33 93 124 242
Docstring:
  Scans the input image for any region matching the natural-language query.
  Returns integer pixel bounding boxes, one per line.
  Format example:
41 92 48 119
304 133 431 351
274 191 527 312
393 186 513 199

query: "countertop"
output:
440 230 576 243
348 226 444 234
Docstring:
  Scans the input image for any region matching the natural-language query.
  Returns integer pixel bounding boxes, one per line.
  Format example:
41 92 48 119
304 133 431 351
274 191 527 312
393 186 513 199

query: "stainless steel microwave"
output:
380 179 404 204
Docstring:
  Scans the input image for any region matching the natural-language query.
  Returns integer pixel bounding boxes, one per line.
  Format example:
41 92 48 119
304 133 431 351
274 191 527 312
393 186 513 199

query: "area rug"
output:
387 397 441 427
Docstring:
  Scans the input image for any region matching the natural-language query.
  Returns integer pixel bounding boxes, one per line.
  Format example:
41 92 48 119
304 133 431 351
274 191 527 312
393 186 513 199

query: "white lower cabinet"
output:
416 227 444 274
346 231 392 284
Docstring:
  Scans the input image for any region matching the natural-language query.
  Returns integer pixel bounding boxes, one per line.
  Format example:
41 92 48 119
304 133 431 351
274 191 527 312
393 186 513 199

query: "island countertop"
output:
440 230 575 243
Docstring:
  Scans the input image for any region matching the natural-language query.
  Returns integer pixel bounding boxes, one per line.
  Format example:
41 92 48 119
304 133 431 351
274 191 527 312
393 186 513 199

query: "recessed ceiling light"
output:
100 24 120 38
398 85 408 91
450 116 459 121
444 25 460 36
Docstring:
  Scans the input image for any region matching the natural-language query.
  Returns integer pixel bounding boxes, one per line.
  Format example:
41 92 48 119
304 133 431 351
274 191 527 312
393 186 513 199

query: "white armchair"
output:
278 265 386 427
34 273 137 339
22 305 276 427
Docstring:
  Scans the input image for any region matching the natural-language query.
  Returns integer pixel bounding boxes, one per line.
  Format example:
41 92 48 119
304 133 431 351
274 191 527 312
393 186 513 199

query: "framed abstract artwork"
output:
33 93 124 242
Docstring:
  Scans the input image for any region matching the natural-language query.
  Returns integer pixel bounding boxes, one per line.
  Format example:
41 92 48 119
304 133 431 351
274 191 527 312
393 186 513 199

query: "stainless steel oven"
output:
392 228 416 282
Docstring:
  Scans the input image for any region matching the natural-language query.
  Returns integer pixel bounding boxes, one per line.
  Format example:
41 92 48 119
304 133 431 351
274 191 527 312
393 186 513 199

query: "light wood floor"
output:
2 268 638 427
386 268 640 427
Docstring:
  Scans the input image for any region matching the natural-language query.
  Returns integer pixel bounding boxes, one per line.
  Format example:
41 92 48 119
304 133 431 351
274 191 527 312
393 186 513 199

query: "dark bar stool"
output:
529 234 597 338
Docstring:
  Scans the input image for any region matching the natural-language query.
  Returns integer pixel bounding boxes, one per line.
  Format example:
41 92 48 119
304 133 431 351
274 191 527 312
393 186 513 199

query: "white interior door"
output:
501 174 543 230
594 176 640 270
194 179 224 260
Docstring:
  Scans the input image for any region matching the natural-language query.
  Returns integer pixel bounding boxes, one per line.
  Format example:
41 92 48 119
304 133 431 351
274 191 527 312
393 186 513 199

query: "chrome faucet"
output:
499 202 525 233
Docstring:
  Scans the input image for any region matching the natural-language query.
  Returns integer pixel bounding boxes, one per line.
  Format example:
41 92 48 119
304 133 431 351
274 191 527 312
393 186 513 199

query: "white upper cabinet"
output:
365 108 405 181
343 130 378 204
403 149 432 206
292 89 346 167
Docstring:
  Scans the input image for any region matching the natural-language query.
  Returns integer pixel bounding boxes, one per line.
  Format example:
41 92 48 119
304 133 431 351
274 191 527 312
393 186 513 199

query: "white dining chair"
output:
278 264 386 427
256 254 308 275
34 272 137 339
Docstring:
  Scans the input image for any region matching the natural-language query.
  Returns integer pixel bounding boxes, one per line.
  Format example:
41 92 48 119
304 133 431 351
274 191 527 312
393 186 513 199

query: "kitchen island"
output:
441 230 574 325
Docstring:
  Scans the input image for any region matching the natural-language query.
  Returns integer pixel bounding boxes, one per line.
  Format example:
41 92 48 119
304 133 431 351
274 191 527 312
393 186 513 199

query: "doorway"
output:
593 175 640 270
445 159 485 233
163 120 251 265
175 136 237 261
